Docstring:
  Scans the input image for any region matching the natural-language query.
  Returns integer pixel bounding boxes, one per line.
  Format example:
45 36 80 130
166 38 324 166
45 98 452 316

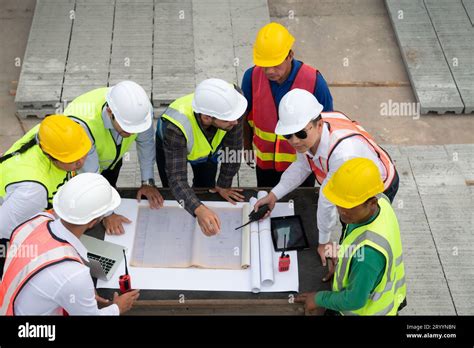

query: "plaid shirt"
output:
163 114 242 216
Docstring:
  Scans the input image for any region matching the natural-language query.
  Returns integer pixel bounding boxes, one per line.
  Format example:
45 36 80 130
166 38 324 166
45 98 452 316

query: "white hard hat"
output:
106 80 153 133
192 78 248 121
275 89 324 135
53 173 121 225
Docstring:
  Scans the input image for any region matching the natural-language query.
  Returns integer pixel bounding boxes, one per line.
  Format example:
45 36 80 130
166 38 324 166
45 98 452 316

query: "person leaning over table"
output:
155 78 248 236
253 89 399 268
0 115 91 276
295 158 407 316
0 173 140 315
64 80 164 235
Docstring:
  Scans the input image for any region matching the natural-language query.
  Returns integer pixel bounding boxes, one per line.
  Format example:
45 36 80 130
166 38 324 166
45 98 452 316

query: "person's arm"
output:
163 122 202 216
241 68 254 152
315 246 386 312
74 119 100 174
314 71 334 112
0 182 47 240
216 117 243 188
271 152 312 199
135 123 156 181
55 265 120 315
316 137 381 244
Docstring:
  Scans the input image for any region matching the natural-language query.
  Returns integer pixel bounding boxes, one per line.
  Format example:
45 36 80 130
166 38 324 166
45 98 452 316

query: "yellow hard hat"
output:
253 22 295 67
38 115 92 163
323 158 384 209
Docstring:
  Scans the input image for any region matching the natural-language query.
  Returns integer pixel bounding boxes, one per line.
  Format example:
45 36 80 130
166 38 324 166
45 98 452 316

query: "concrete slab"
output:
329 86 474 145
463 0 474 25
192 0 237 84
274 13 410 84
385 0 465 114
229 0 270 84
269 0 388 17
15 0 74 110
419 185 474 314
152 0 195 105
109 0 153 97
424 0 474 113
393 159 457 315
62 0 115 102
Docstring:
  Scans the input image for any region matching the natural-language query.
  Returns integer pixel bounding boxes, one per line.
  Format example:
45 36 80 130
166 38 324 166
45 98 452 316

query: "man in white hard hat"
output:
254 89 399 274
0 173 140 315
155 78 248 236
64 81 163 235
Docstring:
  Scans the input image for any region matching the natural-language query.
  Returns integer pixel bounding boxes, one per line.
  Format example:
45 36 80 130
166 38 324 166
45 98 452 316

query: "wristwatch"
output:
141 178 156 187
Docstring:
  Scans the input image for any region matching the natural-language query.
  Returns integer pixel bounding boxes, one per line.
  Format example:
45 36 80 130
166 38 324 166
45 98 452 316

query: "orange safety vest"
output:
306 112 396 188
0 214 83 315
248 63 318 171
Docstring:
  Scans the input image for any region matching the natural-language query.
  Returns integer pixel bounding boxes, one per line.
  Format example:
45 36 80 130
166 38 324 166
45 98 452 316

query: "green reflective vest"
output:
333 194 406 315
0 127 72 208
160 93 227 164
64 87 137 172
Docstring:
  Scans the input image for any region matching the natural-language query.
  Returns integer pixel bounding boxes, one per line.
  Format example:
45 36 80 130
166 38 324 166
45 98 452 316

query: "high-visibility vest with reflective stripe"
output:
248 63 317 172
305 111 396 188
160 93 227 164
332 195 406 316
0 127 73 208
64 87 137 172
0 214 83 315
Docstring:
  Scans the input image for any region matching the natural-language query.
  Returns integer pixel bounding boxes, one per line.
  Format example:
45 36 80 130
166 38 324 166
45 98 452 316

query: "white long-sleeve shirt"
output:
271 123 387 244
14 218 119 315
76 107 156 181
0 182 47 240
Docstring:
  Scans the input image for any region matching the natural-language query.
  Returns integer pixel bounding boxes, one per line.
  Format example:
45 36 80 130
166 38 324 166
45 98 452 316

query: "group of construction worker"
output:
0 23 406 316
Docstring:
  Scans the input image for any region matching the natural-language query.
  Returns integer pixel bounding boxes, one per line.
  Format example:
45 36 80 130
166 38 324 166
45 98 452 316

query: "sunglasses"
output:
282 125 313 140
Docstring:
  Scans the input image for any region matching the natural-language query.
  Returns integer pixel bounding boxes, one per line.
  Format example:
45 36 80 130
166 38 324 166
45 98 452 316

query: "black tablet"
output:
270 215 309 252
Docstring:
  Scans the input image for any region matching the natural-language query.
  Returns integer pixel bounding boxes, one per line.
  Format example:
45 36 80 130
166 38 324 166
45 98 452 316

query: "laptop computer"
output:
80 234 125 281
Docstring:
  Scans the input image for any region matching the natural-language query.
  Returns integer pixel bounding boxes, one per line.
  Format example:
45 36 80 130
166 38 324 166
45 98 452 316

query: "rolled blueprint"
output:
241 203 251 269
249 197 261 293
257 191 274 287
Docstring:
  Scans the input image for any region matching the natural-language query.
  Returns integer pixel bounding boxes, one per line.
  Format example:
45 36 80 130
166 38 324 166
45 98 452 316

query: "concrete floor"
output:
269 0 474 145
0 0 473 315
1 0 474 153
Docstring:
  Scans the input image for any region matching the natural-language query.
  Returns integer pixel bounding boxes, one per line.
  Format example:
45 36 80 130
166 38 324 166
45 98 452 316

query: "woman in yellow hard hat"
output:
296 158 406 316
0 115 92 242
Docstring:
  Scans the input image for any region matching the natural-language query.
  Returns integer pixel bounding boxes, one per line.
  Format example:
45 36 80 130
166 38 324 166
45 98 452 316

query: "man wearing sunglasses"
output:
241 22 333 188
254 89 399 270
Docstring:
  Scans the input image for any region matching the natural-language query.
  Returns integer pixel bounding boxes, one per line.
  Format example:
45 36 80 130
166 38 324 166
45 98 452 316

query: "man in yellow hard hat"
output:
242 22 333 187
0 115 91 277
295 158 406 316
0 115 91 240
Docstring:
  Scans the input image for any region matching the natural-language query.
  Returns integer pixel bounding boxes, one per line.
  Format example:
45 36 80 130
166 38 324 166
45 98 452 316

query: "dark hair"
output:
312 115 322 124
0 137 37 164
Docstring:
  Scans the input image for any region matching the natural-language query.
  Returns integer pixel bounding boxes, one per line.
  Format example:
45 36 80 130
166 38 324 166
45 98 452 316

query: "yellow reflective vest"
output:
333 194 406 315
160 93 227 164
64 87 137 171
0 127 72 208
